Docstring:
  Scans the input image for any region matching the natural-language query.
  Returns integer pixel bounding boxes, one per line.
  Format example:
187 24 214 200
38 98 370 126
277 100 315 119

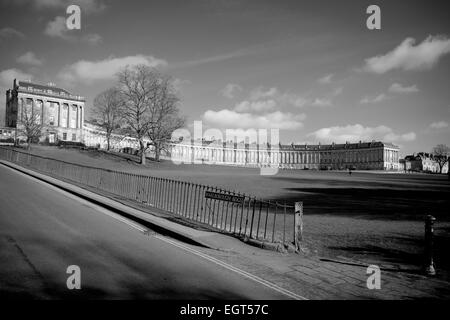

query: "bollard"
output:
294 202 303 251
424 215 436 276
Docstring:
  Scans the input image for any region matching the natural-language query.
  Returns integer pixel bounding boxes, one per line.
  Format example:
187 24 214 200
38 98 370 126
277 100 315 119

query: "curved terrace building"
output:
170 140 400 170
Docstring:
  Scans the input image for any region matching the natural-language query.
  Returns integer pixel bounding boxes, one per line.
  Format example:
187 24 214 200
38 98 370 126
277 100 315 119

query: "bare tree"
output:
432 144 450 174
17 104 44 150
92 87 124 151
146 77 185 161
117 64 184 165
117 65 159 164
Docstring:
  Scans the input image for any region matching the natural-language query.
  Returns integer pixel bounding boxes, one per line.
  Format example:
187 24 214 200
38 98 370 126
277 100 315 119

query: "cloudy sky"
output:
0 0 449 155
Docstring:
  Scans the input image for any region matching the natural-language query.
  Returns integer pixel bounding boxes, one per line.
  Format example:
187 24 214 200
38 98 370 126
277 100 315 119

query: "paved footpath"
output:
202 241 450 299
2 160 450 300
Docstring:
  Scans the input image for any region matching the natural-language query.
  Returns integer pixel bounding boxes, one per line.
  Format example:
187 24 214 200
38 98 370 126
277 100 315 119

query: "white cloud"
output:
249 87 278 100
364 35 450 74
318 73 334 84
0 68 33 89
308 124 416 143
16 51 43 66
0 27 25 40
244 86 331 109
83 33 102 45
10 0 105 13
429 121 449 129
172 78 191 93
234 99 277 112
279 93 309 108
203 109 306 130
332 87 343 96
311 98 332 107
221 83 242 99
389 83 419 93
44 16 102 44
360 93 388 104
44 16 68 39
58 55 168 83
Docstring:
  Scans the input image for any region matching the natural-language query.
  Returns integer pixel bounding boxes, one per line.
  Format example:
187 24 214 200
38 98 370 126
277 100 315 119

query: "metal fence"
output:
0 147 296 245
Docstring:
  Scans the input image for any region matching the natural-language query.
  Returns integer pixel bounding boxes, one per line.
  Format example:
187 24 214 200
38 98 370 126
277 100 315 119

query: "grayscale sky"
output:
0 0 449 155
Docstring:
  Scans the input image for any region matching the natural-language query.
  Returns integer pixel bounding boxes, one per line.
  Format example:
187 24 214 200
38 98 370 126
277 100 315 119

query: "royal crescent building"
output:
170 140 400 171
5 79 85 143
4 79 400 170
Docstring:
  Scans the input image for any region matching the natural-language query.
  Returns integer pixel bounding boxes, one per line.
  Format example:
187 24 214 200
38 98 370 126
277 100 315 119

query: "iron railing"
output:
0 147 296 245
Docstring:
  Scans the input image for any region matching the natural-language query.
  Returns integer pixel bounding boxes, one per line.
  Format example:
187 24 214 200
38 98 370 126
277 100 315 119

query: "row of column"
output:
384 149 399 163
172 145 322 165
172 145 400 167
20 97 83 129
322 149 384 163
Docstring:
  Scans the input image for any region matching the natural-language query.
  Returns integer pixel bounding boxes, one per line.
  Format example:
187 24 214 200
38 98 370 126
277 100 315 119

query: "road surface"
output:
0 163 294 299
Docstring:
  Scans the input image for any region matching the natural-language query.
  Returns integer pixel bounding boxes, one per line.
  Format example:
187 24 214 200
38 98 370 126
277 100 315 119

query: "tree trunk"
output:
139 139 146 165
106 134 111 151
447 159 450 180
155 145 161 162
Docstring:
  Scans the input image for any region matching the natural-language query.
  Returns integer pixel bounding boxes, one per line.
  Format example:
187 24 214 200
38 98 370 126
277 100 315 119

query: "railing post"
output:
182 182 188 216
294 201 303 251
264 201 270 240
272 203 277 242
283 202 287 244
243 196 250 236
424 215 436 276
192 184 198 220
185 183 192 218
256 200 262 239
200 185 206 223
249 198 256 238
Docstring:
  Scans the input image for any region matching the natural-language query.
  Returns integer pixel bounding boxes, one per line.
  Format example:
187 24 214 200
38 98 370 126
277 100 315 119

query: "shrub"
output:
57 140 86 148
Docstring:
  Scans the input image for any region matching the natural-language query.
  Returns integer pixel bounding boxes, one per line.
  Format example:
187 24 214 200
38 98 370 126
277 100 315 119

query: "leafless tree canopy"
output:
92 87 124 151
17 103 44 149
116 64 185 164
146 76 185 161
432 144 450 174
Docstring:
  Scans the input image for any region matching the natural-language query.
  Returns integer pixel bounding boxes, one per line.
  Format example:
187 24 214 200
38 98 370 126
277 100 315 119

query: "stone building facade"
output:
400 153 448 173
171 140 400 170
83 121 144 151
5 79 85 143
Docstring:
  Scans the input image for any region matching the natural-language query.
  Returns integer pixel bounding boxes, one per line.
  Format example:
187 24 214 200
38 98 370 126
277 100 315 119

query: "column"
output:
76 105 79 129
42 100 46 125
67 104 70 128
80 106 83 128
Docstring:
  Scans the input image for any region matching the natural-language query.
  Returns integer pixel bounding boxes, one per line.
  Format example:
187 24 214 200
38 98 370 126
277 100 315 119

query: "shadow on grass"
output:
316 231 450 277
267 187 450 221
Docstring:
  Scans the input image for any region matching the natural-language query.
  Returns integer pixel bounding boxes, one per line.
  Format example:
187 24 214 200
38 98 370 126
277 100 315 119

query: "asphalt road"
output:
0 164 291 299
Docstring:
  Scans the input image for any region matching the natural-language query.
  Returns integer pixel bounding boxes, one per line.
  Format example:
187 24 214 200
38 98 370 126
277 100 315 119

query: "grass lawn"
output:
16 145 450 277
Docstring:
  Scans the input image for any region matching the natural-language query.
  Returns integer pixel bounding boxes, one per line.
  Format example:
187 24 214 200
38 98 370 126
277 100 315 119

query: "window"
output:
72 134 76 141
63 133 67 140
